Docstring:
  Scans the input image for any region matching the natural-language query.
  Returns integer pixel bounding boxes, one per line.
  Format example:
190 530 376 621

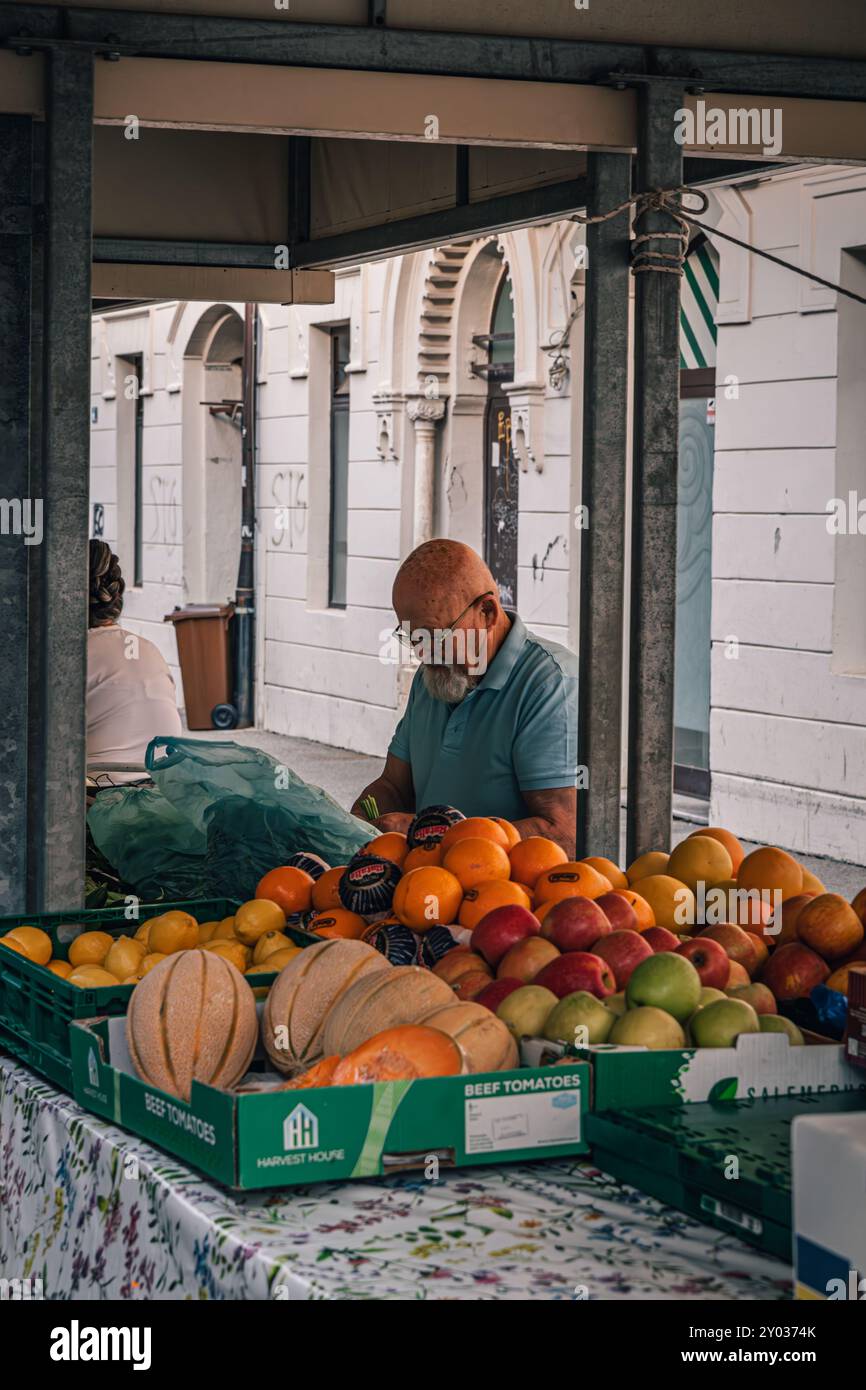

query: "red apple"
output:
726 960 751 989
475 977 525 1013
472 905 540 967
595 891 639 934
697 923 761 976
642 926 681 953
592 930 654 990
726 982 778 1016
454 970 497 1001
676 936 730 990
533 951 615 1000
497 936 560 983
760 942 830 1001
797 893 864 962
541 896 611 953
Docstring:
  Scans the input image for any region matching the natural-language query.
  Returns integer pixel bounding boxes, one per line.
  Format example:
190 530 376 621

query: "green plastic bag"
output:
87 737 372 903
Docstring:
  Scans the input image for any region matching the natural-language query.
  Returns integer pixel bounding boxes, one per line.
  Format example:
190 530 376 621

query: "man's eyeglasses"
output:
392 590 495 651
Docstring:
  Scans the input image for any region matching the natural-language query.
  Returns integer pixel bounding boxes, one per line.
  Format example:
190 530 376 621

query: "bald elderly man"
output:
352 539 578 854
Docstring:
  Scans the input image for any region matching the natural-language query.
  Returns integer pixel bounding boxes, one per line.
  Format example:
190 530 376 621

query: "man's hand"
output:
352 753 415 825
514 787 577 857
374 812 414 834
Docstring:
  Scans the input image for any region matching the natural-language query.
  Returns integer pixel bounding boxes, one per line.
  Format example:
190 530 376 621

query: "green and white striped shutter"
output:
680 239 719 370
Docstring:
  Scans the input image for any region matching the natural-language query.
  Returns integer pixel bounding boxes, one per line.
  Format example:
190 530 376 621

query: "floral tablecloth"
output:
0 1057 792 1300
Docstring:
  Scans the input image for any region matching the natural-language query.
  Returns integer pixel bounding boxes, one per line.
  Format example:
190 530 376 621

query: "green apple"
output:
606 991 627 1016
690 997 760 1048
543 991 615 1046
609 1006 686 1050
496 984 558 1040
759 1014 804 1045
696 986 728 1009
625 952 702 1023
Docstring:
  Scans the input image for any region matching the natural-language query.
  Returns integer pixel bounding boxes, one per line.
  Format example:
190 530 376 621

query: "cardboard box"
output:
793 1110 866 1299
70 1016 590 1189
846 970 866 1071
522 1032 866 1111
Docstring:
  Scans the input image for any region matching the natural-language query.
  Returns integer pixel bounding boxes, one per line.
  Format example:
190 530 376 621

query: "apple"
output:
496 984 558 1039
726 960 751 989
455 970 496 1001
592 930 653 989
725 982 777 1016
744 931 770 973
825 961 866 996
540 896 612 953
472 905 540 967
595 891 639 934
695 986 728 1010
433 949 489 986
542 991 616 1046
676 936 730 990
642 926 681 953
852 886 866 928
610 1006 686 1050
533 951 615 1000
760 942 830 1001
697 923 761 976
497 936 560 983
797 893 864 962
606 991 627 1016
625 952 702 1023
769 892 816 947
475 977 524 1013
759 1014 804 1045
690 997 760 1048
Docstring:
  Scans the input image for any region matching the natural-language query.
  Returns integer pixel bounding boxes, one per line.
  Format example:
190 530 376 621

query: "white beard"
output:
422 664 479 703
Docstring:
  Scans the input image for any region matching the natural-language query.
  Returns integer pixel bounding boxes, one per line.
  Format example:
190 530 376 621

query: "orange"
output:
667 836 733 893
310 909 368 940
234 898 287 946
46 959 73 979
508 836 568 889
532 899 559 929
635 874 695 932
359 832 408 867
140 952 167 976
68 965 120 989
626 851 669 885
439 817 510 853
581 857 629 891
255 865 315 917
737 846 803 903
0 925 52 965
688 826 745 875
311 866 346 913
802 868 827 895
134 916 164 946
253 945 301 972
252 930 295 964
533 861 612 906
0 937 28 958
104 935 146 981
196 920 220 945
211 915 237 941
68 931 114 969
403 844 443 873
148 911 199 955
442 837 510 891
393 866 463 932
611 889 655 931
205 939 250 973
459 879 532 931
489 817 521 850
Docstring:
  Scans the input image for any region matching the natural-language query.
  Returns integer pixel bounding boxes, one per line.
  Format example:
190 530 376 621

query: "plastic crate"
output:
0 900 250 1091
587 1092 866 1259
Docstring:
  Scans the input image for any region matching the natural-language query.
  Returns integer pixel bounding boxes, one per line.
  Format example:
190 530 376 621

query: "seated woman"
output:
87 540 182 783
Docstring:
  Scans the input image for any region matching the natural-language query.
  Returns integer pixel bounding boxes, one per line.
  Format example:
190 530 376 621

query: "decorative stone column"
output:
406 396 446 547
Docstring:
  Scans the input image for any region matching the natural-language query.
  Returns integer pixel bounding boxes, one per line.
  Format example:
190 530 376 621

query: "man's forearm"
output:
512 815 576 858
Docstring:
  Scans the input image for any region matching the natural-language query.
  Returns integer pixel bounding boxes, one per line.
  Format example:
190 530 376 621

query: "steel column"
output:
626 81 683 862
36 48 94 908
0 117 35 911
575 153 632 864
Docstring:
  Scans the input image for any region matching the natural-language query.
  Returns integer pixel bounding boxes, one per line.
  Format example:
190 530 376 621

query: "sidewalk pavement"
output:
195 728 866 898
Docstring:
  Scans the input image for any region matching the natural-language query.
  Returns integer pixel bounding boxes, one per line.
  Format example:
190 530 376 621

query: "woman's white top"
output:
87 625 182 779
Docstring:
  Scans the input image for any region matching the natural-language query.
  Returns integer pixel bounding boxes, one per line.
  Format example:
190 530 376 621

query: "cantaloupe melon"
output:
262 938 390 1074
321 964 454 1057
417 1001 518 1072
126 948 257 1101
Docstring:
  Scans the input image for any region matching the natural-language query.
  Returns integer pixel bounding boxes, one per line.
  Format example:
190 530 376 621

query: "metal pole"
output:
0 116 34 911
36 47 94 908
234 302 257 728
626 80 683 862
575 152 631 864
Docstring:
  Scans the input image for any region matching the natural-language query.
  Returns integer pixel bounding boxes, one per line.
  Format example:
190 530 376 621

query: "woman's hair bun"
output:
89 539 125 626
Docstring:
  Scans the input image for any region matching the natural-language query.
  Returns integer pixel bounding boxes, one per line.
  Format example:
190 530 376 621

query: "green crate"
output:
0 899 253 1091
587 1092 866 1258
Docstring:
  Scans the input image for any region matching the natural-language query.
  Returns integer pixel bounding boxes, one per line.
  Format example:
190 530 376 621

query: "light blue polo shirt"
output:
389 613 578 821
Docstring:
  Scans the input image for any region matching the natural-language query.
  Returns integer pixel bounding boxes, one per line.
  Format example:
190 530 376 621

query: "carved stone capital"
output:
406 396 446 431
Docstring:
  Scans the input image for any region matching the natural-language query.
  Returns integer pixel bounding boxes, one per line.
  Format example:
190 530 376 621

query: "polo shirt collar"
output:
475 611 527 692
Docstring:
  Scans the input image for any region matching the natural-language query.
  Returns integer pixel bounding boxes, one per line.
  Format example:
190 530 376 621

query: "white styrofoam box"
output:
793 1111 866 1299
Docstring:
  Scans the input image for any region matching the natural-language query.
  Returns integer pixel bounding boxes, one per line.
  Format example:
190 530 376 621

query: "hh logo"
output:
283 1103 318 1151
88 1050 99 1088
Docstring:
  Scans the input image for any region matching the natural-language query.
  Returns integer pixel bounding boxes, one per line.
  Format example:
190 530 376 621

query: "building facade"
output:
89 163 866 864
